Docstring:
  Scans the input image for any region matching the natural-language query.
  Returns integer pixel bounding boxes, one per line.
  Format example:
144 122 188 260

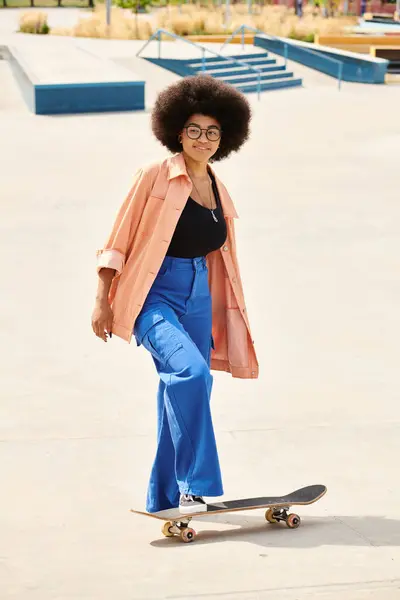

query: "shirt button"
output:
223 246 228 252
251 371 256 376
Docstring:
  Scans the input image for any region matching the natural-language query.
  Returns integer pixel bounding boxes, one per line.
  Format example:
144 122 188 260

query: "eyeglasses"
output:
184 124 221 142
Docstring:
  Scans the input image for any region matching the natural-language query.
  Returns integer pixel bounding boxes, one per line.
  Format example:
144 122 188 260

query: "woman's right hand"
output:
91 301 114 342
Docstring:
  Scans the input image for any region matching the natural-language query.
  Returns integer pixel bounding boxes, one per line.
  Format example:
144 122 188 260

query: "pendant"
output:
211 210 218 223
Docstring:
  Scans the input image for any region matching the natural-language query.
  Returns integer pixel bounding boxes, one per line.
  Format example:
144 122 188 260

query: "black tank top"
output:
166 172 227 258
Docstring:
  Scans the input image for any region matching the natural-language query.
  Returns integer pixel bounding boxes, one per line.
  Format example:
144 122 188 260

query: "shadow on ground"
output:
149 514 400 549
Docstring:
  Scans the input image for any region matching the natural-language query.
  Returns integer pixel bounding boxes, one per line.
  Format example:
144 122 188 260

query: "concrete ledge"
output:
316 34 400 55
2 42 145 115
255 34 389 83
370 45 400 57
187 33 255 45
7 46 36 113
370 45 400 74
364 12 400 23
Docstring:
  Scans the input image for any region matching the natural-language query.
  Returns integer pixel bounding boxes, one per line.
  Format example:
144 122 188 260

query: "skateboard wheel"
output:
286 513 301 529
180 527 196 543
162 522 174 537
265 508 278 524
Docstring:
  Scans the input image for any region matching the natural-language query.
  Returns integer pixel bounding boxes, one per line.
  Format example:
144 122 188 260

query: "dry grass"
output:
50 3 356 41
52 5 154 39
157 3 356 40
19 10 50 34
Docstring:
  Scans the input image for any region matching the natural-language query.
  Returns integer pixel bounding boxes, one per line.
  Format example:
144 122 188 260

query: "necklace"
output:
189 172 218 223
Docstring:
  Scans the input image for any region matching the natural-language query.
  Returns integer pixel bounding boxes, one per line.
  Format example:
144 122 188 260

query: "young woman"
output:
92 76 259 514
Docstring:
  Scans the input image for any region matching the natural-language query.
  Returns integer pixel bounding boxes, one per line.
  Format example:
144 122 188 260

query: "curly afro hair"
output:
151 75 251 162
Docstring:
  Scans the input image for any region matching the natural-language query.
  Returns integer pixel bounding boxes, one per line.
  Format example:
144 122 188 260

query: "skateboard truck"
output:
162 518 196 543
265 506 301 528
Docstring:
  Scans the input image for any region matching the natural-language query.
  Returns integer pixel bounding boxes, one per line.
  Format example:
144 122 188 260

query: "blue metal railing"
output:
136 28 265 99
221 24 344 90
221 24 288 68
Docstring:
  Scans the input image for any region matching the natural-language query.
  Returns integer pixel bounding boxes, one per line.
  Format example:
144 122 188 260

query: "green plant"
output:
303 32 315 42
289 30 315 42
113 0 152 12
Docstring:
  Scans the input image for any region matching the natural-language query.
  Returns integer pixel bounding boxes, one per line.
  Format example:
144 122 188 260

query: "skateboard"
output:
130 484 327 543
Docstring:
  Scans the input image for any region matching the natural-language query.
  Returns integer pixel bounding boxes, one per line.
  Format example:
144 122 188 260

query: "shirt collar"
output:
167 153 239 219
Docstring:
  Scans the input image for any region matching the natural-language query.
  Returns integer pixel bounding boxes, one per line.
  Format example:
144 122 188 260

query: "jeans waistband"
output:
162 256 207 271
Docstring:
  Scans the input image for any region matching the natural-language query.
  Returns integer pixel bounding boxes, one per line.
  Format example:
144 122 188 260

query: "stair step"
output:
226 52 270 60
194 64 284 77
234 77 303 93
186 52 268 67
229 55 272 64
189 57 276 70
142 47 302 95
220 71 294 84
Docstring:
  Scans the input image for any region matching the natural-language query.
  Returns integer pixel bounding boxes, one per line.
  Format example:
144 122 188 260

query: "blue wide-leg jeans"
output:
133 256 224 513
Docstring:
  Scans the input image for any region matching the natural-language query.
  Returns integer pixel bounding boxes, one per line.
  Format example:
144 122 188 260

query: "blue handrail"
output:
221 24 344 91
136 28 264 100
221 24 287 68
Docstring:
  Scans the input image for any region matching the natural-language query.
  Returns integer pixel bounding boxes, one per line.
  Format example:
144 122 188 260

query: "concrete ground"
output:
1 21 400 600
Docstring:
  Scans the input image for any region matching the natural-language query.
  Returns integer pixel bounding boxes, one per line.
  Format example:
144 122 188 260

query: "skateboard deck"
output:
130 484 326 543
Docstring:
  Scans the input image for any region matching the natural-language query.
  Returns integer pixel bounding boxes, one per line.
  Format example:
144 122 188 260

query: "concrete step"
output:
230 54 275 65
189 58 276 71
193 64 285 77
220 70 295 84
187 52 269 68
234 77 303 93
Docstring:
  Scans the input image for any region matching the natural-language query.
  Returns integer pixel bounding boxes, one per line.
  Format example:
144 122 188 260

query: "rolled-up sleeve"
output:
96 168 151 276
96 249 125 275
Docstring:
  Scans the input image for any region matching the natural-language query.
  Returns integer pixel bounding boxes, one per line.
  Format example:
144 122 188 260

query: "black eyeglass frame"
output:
183 124 222 142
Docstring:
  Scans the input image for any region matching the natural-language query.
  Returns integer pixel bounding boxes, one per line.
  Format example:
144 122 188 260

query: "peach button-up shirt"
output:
96 153 259 379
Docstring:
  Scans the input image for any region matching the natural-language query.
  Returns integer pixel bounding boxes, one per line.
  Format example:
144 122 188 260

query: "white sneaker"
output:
179 494 207 514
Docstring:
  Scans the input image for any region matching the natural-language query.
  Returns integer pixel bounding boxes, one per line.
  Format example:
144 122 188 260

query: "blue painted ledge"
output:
3 45 145 115
34 81 145 115
254 35 389 83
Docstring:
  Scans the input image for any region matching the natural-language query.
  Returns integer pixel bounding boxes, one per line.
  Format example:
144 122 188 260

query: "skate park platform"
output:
1 38 145 115
254 34 389 83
